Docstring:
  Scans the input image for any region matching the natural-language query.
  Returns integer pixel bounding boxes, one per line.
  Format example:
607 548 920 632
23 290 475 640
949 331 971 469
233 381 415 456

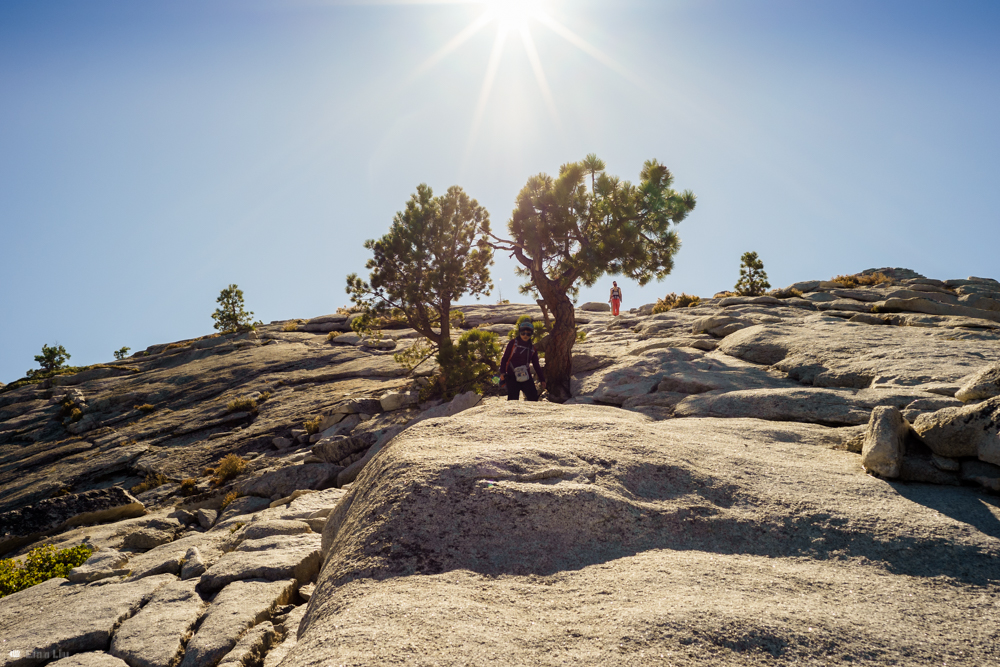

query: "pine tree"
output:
482 155 696 401
734 251 771 296
211 284 258 333
29 344 70 376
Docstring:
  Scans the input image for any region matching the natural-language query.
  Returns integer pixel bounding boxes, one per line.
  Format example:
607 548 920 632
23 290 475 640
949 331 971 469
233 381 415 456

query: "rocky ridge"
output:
1 270 999 666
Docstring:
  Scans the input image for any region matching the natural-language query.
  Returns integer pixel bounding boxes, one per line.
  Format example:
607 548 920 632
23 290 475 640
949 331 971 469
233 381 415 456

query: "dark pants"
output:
505 373 539 401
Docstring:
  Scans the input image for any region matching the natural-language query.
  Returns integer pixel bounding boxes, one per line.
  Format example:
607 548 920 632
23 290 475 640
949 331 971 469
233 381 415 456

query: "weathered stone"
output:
579 301 611 312
216 622 276 667
238 520 313 543
931 454 961 471
311 436 368 465
955 363 1000 403
899 457 960 485
0 575 173 667
262 606 308 667
336 426 405 487
179 579 297 667
861 406 908 478
318 414 360 439
272 437 294 450
411 391 481 424
109 578 206 667
880 297 1000 322
379 390 419 412
238 464 341 500
49 653 130 667
122 528 174 552
181 546 207 580
197 534 322 593
197 508 218 530
912 396 1000 462
0 488 145 556
216 496 272 525
67 548 130 583
960 459 1000 491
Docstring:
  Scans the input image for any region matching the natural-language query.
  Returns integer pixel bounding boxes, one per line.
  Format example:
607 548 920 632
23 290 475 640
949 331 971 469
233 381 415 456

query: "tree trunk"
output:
536 285 576 402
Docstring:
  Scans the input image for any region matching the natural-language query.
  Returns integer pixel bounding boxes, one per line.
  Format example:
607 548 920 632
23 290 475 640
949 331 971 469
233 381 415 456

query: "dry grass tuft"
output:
211 454 247 486
131 472 169 495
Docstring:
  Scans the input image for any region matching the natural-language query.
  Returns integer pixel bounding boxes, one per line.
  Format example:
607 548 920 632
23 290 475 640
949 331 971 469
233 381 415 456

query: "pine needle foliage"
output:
211 284 259 334
347 184 493 396
481 155 696 400
734 252 771 296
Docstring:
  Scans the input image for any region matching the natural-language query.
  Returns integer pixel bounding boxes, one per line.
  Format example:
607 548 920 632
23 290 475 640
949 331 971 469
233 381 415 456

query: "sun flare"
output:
483 0 535 29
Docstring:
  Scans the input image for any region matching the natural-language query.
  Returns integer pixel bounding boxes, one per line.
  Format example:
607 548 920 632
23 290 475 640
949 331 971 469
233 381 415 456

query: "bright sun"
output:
483 0 534 29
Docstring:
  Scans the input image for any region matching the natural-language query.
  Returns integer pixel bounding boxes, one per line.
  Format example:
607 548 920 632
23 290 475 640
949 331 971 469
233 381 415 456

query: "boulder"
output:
579 302 611 312
301 315 350 333
898 457 960 485
179 578 297 667
960 460 1000 492
237 464 342 500
312 436 368 465
216 496 273 525
860 406 908 478
0 488 145 556
67 548 130 583
0 575 173 667
181 547 207 580
272 437 294 450
122 528 174 551
955 363 1000 403
197 534 322 593
379 390 419 412
109 578 206 667
197 508 218 530
912 396 1000 463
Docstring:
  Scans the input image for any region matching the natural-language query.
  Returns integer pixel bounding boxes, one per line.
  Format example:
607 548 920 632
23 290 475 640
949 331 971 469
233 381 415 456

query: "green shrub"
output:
651 292 701 313
28 344 70 377
131 472 168 495
1 544 93 598
113 347 131 360
212 454 247 485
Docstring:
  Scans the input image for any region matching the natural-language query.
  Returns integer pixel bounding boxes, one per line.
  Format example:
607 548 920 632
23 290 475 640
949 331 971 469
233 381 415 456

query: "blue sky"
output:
2 0 998 383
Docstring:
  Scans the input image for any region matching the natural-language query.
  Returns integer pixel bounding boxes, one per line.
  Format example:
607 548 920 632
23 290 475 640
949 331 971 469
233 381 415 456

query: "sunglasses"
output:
519 331 531 336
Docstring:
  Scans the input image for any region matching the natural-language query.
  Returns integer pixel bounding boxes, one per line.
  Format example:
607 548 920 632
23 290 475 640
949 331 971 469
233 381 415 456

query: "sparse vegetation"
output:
1 544 93 598
735 251 770 296
212 454 247 485
221 491 242 510
769 287 803 299
211 284 261 334
179 478 197 496
163 342 190 351
229 520 246 533
258 391 271 402
69 408 83 422
226 397 258 413
832 272 893 288
135 404 156 413
131 472 169 495
113 346 131 360
303 417 322 435
282 321 301 332
651 292 701 314
30 344 71 376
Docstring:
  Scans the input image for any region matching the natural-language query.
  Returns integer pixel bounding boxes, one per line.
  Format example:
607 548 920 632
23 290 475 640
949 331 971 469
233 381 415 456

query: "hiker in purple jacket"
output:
499 321 546 401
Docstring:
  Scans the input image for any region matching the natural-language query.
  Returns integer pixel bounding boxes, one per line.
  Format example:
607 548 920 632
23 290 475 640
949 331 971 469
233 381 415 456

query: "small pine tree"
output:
211 284 258 333
28 344 70 377
113 346 131 360
734 251 770 296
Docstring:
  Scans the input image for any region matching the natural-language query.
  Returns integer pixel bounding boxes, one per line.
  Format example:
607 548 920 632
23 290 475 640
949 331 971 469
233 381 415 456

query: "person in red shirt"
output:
499 321 546 401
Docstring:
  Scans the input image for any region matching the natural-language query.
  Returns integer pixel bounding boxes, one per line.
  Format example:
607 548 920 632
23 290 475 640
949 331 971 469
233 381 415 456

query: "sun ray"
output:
405 12 494 86
519 26 560 129
463 24 509 167
532 10 649 92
